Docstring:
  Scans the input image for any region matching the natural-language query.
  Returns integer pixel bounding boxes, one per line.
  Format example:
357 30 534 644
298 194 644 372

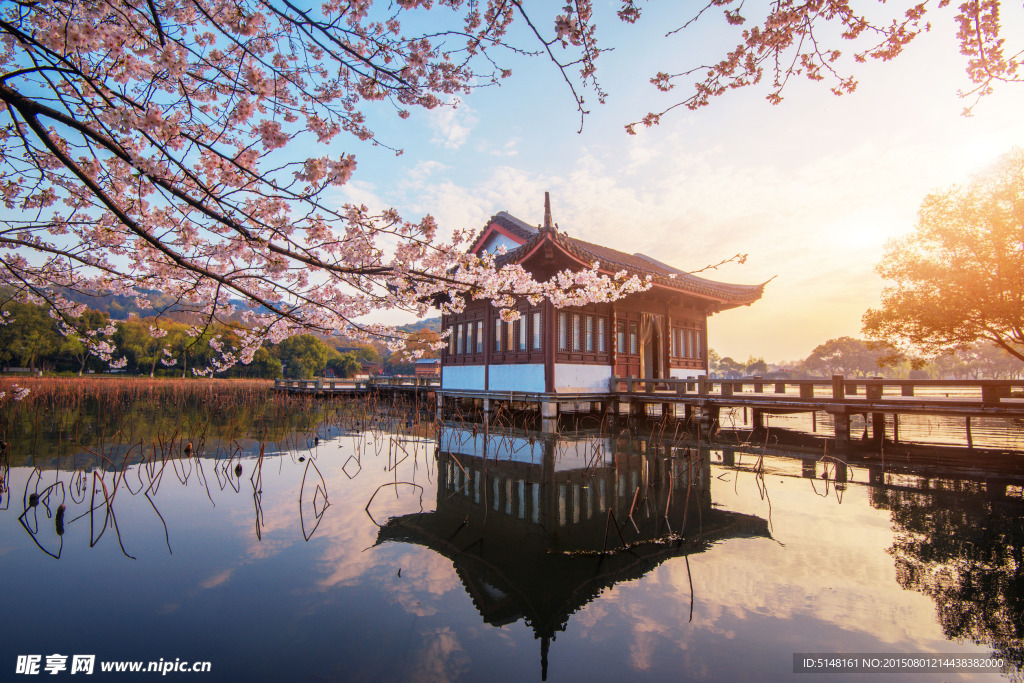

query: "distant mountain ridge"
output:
56 288 442 342
397 316 440 333
57 287 268 320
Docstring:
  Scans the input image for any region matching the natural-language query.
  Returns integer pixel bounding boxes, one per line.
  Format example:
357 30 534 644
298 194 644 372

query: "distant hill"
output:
57 287 268 320
58 288 442 332
398 316 441 333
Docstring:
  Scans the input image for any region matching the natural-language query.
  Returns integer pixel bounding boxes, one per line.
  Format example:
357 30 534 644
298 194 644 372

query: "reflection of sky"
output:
0 430 1013 681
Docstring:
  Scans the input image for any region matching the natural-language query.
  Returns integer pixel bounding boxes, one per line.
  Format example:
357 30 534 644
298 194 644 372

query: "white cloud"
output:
429 100 478 150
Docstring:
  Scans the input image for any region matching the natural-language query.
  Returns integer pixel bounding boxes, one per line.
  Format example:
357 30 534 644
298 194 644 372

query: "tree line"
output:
0 300 417 380
711 337 1024 380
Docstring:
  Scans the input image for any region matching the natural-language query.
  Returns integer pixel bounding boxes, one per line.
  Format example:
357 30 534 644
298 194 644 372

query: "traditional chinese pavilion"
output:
439 194 764 394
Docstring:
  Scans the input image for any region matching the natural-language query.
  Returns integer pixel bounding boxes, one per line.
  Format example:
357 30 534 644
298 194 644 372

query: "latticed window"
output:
572 314 581 351
585 316 593 352
598 318 606 353
616 322 625 353
532 311 542 350
495 318 502 353
629 322 638 355
519 315 527 351
476 321 483 353
558 312 568 351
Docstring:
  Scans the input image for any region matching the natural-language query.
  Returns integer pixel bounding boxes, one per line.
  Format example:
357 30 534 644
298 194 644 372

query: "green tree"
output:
0 301 61 372
277 334 335 379
327 353 362 379
229 346 282 379
931 343 1024 379
864 149 1024 363
745 357 769 376
59 309 111 375
804 337 884 377
717 356 745 378
707 349 722 375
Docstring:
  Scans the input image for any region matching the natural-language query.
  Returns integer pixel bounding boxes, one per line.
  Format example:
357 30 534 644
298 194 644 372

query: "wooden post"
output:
832 375 845 400
752 409 765 429
982 384 1007 405
833 411 851 449
872 412 885 444
799 382 814 398
774 381 786 394
721 382 734 397
901 385 915 397
698 376 709 395
966 416 973 448
802 459 816 478
700 405 720 435
753 376 764 393
865 380 883 400
541 400 558 434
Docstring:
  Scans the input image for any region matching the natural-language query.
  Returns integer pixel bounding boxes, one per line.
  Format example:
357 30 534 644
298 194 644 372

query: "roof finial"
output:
543 191 553 230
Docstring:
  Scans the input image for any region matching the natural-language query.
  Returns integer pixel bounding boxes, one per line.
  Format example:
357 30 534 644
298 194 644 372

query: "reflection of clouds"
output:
199 568 234 589
404 626 470 683
544 462 961 667
574 600 610 633
385 553 461 617
641 473 953 648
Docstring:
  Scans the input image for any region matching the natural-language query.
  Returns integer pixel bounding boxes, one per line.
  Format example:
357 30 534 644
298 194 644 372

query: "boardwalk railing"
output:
610 375 1024 405
274 376 440 392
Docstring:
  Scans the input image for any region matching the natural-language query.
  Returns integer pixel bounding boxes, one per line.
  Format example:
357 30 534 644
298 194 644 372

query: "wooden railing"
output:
610 375 1024 405
274 376 440 391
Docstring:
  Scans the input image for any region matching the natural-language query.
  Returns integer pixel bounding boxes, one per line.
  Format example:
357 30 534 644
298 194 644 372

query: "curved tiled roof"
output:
466 212 538 254
496 224 766 307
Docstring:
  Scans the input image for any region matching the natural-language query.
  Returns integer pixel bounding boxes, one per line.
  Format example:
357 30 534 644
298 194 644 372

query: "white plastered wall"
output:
554 364 612 393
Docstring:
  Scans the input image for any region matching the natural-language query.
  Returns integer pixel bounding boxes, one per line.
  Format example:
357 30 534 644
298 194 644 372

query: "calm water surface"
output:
1 396 1022 681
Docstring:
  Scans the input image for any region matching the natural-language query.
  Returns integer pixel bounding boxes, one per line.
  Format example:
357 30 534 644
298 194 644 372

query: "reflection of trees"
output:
873 476 1024 670
0 387 405 467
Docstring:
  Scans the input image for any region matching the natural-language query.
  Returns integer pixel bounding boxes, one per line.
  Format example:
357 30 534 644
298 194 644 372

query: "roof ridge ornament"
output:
543 191 553 231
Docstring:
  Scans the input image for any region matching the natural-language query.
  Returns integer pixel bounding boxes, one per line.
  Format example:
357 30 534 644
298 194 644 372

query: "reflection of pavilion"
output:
377 427 770 679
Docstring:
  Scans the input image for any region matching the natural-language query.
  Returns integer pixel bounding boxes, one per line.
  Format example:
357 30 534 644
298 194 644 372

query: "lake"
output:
1 383 1021 681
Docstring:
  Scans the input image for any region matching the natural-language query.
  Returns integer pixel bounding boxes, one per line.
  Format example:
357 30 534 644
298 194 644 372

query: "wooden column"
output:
872 412 885 444
831 375 845 399
833 410 851 449
865 379 884 446
543 300 555 393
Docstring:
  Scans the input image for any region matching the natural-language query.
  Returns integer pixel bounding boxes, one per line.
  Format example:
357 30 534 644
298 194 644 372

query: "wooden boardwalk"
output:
606 376 1024 448
275 375 1024 450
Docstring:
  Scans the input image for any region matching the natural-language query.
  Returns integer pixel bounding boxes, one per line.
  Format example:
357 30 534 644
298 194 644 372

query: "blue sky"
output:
332 2 1024 362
